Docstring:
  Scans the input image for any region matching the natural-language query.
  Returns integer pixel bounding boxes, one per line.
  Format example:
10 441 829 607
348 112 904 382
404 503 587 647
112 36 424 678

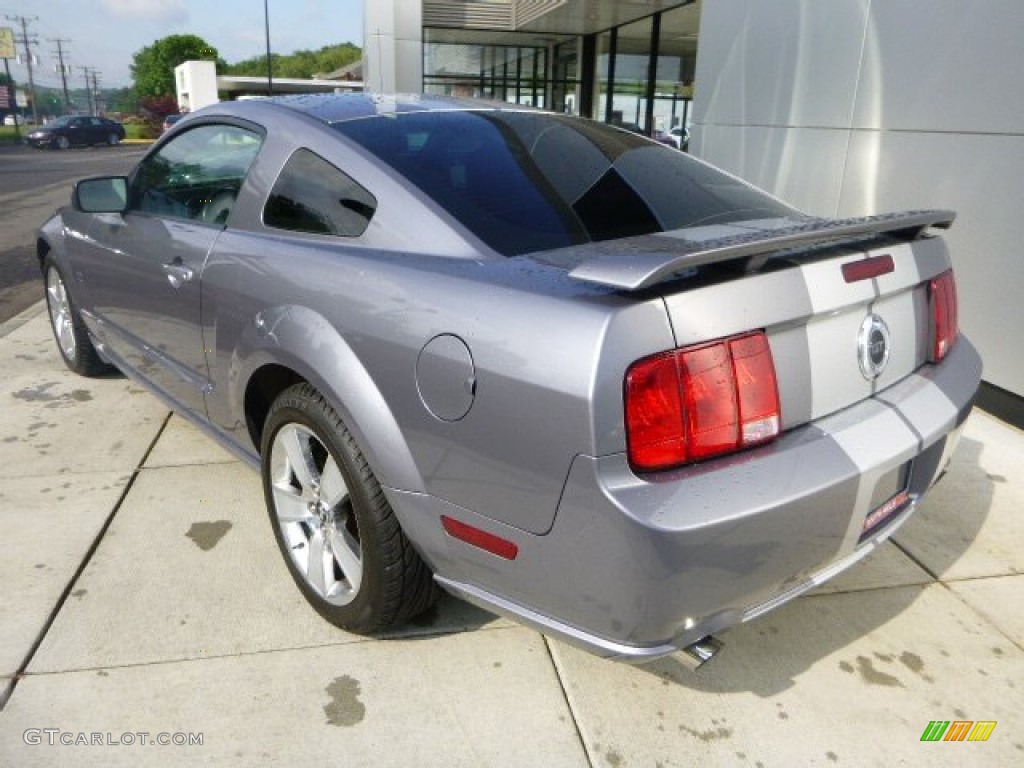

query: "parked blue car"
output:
26 115 125 150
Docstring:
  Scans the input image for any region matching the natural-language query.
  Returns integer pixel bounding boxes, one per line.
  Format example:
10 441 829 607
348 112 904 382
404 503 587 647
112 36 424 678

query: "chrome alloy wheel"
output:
46 267 76 361
269 423 363 605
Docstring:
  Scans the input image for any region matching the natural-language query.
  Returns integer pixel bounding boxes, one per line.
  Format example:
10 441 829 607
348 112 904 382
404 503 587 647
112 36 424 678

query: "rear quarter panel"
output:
202 233 675 535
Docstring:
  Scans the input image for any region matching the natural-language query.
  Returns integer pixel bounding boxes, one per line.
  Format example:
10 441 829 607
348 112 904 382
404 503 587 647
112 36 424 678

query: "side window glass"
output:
263 148 376 237
132 123 263 225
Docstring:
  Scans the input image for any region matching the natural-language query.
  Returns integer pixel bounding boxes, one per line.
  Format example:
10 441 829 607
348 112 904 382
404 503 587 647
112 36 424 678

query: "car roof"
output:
196 92 536 127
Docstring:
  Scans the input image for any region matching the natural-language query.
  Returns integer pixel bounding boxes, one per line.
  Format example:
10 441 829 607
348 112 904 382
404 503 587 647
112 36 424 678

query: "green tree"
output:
222 43 360 79
37 90 64 118
131 34 223 99
106 87 140 114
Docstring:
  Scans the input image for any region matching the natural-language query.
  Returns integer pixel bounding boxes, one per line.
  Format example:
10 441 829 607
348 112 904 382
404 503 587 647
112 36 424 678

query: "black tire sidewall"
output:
44 258 95 374
261 386 390 631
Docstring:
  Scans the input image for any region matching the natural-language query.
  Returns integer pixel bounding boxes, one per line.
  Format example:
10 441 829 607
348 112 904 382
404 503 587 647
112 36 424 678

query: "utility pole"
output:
89 69 102 114
78 65 93 113
49 37 72 113
5 14 38 124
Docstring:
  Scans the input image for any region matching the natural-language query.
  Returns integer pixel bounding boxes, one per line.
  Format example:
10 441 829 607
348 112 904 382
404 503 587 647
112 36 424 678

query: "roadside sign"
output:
0 84 9 108
0 27 15 60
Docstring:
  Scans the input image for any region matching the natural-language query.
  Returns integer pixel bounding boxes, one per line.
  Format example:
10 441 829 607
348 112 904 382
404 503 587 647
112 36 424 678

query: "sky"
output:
0 0 364 89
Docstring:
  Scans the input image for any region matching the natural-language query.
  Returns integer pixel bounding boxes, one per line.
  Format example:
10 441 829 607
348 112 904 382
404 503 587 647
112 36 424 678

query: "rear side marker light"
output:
441 515 519 560
929 270 959 362
625 331 781 472
842 254 894 283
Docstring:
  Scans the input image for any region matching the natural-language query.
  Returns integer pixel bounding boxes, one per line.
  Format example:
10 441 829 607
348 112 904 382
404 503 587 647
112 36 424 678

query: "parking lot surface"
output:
0 303 1022 767
0 144 147 324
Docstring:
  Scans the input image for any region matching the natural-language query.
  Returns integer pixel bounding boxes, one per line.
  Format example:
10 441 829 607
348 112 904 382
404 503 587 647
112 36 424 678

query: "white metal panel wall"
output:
692 0 1024 398
364 0 424 93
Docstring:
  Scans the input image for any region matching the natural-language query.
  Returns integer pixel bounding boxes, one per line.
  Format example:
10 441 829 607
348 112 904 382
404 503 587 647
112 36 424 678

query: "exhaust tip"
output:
681 635 723 669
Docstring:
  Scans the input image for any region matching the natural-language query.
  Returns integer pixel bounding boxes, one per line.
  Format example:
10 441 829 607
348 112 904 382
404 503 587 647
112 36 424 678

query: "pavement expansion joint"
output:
0 411 173 712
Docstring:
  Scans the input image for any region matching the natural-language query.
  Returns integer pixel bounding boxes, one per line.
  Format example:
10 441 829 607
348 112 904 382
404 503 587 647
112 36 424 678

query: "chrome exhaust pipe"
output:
681 635 723 669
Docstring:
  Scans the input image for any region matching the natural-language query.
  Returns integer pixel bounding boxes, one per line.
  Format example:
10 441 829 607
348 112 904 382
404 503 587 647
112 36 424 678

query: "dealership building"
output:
179 1 1021 413
359 0 1023 414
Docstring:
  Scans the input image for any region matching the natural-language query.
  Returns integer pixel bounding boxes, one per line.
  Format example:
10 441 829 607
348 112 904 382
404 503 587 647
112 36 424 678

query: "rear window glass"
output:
333 111 793 256
264 148 376 237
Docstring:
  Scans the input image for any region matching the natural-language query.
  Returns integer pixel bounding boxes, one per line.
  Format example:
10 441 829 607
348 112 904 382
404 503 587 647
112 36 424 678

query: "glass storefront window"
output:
654 3 699 148
422 1 700 143
423 32 552 107
551 41 579 115
608 16 654 133
596 30 614 126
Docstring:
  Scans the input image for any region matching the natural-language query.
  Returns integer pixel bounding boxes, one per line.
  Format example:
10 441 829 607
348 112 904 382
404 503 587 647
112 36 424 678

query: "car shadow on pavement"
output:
378 593 506 641
634 434 997 696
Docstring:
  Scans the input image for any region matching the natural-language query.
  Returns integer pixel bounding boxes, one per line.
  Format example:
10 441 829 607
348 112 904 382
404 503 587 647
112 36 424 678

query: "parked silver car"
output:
37 94 981 665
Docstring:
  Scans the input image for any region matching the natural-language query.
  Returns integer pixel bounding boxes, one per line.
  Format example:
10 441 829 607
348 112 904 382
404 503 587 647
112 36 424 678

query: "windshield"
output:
49 116 74 128
334 111 795 256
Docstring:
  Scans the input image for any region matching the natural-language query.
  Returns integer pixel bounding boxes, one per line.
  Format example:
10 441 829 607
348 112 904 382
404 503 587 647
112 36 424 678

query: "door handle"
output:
163 262 195 289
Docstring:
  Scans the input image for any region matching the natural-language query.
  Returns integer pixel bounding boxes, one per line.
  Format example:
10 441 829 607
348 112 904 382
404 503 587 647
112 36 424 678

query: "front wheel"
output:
262 383 438 632
55 135 70 150
44 258 113 376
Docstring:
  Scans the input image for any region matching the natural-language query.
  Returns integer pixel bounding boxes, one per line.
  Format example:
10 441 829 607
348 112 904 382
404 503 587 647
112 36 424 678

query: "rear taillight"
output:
625 332 781 472
930 270 958 362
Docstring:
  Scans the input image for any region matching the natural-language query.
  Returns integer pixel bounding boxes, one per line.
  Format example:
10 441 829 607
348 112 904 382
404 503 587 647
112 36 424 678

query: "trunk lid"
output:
557 211 955 430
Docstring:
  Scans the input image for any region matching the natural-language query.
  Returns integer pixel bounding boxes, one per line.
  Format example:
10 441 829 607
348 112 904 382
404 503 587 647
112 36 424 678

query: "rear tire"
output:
261 383 438 632
44 258 113 376
107 133 120 146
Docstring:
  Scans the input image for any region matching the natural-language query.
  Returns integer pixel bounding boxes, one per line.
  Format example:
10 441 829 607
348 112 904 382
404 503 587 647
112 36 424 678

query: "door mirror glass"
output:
73 177 129 213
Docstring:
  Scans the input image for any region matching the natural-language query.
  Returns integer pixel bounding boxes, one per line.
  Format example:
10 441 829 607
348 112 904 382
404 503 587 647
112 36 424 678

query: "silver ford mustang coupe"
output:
37 93 981 666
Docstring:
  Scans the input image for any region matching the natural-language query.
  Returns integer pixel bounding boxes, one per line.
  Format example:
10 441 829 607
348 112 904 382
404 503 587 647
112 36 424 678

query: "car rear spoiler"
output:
565 210 955 291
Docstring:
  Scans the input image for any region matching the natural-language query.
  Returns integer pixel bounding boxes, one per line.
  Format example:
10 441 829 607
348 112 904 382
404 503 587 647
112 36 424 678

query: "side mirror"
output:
73 177 129 214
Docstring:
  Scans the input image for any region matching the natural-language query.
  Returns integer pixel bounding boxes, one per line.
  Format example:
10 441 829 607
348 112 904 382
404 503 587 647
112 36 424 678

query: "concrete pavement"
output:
1 303 1022 766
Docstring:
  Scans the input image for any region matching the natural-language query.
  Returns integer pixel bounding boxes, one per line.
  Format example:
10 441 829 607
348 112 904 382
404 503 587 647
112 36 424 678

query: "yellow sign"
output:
0 27 16 60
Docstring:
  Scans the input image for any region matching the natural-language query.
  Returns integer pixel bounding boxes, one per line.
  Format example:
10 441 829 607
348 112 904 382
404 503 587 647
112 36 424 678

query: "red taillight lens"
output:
681 343 738 460
729 333 782 445
624 352 687 470
625 332 781 472
930 270 959 362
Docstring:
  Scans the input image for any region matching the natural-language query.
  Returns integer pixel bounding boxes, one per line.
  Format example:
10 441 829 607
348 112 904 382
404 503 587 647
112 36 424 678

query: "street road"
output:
0 144 147 324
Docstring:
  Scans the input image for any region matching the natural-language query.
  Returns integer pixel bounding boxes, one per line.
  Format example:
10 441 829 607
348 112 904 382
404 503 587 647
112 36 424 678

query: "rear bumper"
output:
418 338 981 662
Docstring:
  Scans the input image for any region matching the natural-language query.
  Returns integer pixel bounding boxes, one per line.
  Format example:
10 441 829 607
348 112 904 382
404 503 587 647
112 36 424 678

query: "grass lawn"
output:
0 123 34 143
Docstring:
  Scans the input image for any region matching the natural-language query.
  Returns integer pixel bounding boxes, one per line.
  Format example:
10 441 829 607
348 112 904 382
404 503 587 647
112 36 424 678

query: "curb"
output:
0 300 46 340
